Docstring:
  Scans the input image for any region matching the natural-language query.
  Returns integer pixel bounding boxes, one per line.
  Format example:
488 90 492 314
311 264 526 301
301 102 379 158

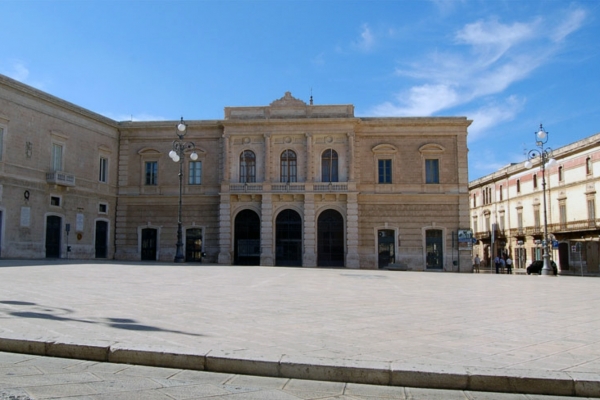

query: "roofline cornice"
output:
0 73 118 127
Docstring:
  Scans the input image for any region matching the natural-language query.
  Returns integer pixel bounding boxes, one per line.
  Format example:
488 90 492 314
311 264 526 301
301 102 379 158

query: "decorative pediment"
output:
371 144 398 154
137 147 161 155
270 92 307 107
419 143 445 154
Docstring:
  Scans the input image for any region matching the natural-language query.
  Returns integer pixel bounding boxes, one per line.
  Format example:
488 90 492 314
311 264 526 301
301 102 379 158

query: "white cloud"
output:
551 8 586 42
371 7 586 131
372 83 459 116
466 96 525 142
354 24 375 52
2 61 30 82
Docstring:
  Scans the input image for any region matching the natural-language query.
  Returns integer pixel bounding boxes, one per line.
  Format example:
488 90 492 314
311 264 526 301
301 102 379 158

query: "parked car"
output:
526 260 558 275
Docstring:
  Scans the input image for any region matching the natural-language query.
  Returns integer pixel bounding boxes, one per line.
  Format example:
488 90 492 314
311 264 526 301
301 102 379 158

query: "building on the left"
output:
0 74 119 259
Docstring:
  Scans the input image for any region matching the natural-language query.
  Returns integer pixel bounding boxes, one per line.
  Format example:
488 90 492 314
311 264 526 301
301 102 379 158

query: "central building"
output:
116 92 471 270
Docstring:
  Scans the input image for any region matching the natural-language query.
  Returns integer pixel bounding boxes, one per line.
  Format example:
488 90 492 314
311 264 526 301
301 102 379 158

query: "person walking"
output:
494 256 501 274
499 257 506 274
473 254 481 273
506 256 513 274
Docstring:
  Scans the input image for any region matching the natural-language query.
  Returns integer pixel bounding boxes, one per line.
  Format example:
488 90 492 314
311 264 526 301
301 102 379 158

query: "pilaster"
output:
217 195 232 264
346 192 360 268
260 194 274 265
303 193 317 267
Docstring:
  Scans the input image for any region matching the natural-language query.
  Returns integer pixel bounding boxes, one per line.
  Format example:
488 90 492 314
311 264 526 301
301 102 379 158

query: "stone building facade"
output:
0 74 119 260
1 75 472 270
469 132 600 274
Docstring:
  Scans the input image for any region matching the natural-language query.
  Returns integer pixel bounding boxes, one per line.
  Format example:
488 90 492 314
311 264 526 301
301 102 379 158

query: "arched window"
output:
558 166 564 182
239 150 256 183
280 150 297 183
586 157 592 175
533 174 538 189
321 149 338 182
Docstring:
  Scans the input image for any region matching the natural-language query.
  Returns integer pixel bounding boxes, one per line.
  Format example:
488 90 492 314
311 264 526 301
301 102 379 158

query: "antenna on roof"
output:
310 87 313 105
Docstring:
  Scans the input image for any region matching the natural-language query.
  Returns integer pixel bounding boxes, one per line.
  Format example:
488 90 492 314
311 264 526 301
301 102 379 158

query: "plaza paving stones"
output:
0 260 599 398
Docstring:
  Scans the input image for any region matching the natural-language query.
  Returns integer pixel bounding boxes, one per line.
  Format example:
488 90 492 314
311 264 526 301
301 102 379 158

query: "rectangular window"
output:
99 203 108 214
189 161 202 185
588 198 596 221
559 201 567 228
50 196 61 206
52 143 63 171
378 159 392 183
99 157 108 183
517 211 523 232
534 208 541 230
145 161 158 185
425 159 439 184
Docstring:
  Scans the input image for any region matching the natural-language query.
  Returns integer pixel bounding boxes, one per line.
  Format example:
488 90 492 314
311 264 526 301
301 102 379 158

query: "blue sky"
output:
1 0 599 180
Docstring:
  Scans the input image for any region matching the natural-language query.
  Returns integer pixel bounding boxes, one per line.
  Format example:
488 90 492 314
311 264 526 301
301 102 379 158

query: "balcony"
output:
474 229 506 241
549 219 600 233
46 171 76 187
227 182 350 194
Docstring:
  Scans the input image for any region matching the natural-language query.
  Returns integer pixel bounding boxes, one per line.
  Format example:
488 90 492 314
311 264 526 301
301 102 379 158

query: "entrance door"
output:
141 228 157 261
558 242 569 271
586 241 599 273
425 229 443 269
234 210 260 265
186 228 203 262
378 229 395 268
95 221 108 258
276 209 302 266
317 209 344 267
46 215 62 258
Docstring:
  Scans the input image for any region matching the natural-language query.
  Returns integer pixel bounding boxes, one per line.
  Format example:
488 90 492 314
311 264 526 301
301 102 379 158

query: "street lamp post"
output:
525 124 557 276
169 117 198 263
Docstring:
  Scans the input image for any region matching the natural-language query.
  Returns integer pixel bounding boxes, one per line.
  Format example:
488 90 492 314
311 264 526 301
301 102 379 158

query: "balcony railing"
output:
229 183 263 192
46 171 76 187
474 229 506 241
228 182 349 194
272 183 305 192
549 220 599 233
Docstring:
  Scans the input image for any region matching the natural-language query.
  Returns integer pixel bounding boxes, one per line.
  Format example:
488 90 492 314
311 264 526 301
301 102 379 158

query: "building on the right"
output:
469 131 600 275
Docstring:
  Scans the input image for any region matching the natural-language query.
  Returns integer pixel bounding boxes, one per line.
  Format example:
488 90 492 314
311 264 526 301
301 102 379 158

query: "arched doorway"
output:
141 228 157 260
378 229 395 268
276 209 302 266
186 228 203 262
46 215 62 258
317 209 344 267
234 210 260 265
426 229 443 269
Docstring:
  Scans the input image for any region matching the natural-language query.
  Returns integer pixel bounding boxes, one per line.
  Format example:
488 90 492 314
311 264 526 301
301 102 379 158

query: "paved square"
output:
0 261 599 397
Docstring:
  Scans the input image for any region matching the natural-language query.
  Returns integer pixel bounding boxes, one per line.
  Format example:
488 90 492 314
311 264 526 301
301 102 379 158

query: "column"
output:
217 195 232 264
347 132 355 182
346 193 360 268
260 194 274 266
303 193 317 267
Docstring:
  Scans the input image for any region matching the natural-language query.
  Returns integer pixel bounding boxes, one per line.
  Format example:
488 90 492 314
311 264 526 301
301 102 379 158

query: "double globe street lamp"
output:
169 117 198 263
524 124 557 276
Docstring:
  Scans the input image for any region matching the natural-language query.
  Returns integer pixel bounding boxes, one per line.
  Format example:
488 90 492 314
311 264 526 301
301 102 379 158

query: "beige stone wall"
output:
1 79 471 270
0 75 118 259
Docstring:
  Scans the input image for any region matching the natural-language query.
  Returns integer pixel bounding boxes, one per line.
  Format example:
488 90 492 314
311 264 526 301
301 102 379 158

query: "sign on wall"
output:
458 229 473 250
